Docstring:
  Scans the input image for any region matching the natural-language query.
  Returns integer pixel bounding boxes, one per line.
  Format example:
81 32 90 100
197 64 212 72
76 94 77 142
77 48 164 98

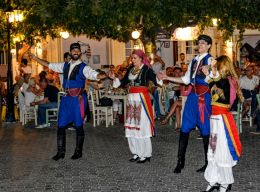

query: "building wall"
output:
110 39 125 66
26 28 260 78
155 40 174 68
0 65 7 78
46 36 60 62
61 36 108 70
242 35 260 48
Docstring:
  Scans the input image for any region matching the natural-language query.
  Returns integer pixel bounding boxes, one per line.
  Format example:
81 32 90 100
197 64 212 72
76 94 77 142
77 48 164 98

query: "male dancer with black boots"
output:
162 35 214 173
30 42 107 160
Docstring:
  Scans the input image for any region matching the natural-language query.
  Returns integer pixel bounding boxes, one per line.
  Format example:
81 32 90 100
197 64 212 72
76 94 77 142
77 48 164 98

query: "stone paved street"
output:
0 120 259 192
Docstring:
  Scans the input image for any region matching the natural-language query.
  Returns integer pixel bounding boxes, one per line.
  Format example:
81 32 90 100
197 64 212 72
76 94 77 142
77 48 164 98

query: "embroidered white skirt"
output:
125 93 152 138
204 114 237 184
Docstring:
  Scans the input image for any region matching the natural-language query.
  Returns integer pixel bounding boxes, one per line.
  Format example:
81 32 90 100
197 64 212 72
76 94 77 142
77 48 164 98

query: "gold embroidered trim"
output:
212 75 221 82
212 102 230 108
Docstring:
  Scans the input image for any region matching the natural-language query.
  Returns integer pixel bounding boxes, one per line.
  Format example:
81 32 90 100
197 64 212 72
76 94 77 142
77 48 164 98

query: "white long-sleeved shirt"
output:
49 60 98 81
181 53 212 85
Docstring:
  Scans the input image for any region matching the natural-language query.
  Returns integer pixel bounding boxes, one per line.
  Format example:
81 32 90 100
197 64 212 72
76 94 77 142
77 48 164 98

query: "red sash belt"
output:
191 85 210 95
212 105 229 115
129 86 149 94
65 88 84 96
65 88 85 119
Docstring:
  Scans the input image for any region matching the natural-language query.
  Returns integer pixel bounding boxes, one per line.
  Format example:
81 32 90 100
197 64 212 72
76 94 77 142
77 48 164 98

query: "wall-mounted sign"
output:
164 41 170 48
93 55 100 64
156 33 170 40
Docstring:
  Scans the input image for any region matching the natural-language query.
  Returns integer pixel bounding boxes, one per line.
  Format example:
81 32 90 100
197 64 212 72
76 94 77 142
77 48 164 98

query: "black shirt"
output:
209 78 230 105
44 84 59 102
120 64 158 87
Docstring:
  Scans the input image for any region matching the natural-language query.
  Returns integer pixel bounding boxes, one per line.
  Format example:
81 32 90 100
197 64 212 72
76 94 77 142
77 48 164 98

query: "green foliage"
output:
0 0 259 44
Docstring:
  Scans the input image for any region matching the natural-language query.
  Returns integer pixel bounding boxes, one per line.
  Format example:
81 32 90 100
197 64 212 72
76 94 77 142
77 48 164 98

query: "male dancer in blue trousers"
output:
30 43 107 160
163 35 214 173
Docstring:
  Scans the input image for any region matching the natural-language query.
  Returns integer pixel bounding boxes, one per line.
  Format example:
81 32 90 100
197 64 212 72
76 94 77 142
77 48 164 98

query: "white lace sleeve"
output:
113 78 121 88
156 78 163 86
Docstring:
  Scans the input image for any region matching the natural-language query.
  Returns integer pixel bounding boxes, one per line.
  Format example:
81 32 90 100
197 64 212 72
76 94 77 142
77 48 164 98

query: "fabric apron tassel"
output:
198 96 205 123
78 95 85 119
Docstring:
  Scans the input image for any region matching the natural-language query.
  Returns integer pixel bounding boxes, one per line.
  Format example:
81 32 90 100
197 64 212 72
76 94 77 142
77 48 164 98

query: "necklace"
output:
131 67 141 75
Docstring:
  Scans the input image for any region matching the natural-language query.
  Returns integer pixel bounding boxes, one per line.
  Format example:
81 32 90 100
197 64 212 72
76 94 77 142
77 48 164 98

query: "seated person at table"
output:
175 53 186 67
20 74 31 95
240 65 259 118
31 78 59 128
113 98 123 123
151 54 165 74
19 58 32 77
163 67 175 111
172 67 182 97
161 84 192 130
24 77 43 107
46 69 61 89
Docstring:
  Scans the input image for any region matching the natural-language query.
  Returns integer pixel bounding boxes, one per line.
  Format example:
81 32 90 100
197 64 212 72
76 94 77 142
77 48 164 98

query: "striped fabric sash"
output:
212 105 242 160
129 86 155 136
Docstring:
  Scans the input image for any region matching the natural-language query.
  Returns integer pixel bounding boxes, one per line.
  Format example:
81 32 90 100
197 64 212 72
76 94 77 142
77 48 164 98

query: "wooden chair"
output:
231 102 242 133
17 91 38 125
256 94 260 107
46 91 66 124
89 90 113 127
241 100 253 128
158 87 166 116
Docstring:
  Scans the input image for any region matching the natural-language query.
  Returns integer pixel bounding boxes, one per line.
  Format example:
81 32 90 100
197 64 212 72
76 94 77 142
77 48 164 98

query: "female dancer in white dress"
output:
109 49 162 163
202 55 243 192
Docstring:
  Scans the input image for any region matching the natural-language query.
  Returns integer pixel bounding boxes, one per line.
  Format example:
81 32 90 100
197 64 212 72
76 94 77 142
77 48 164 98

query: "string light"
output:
172 26 199 41
131 30 141 39
59 31 70 39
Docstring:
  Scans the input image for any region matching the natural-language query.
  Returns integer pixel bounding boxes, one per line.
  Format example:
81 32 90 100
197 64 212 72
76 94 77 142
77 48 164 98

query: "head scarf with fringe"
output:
132 49 151 68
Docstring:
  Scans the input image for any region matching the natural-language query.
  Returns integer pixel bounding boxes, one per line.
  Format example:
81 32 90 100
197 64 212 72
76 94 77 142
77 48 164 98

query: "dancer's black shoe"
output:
202 183 220 192
196 163 208 173
220 184 232 192
52 128 66 161
173 131 189 174
136 157 151 163
197 135 209 173
173 159 185 173
52 152 65 161
71 150 82 160
129 155 139 162
71 127 85 160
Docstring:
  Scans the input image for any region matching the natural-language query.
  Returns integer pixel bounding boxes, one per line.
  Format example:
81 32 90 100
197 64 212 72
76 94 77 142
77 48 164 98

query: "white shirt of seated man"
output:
240 75 259 91
24 91 37 107
24 78 40 106
22 65 32 74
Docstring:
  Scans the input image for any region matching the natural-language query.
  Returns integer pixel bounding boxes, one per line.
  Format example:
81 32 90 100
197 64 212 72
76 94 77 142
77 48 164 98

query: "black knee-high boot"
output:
196 135 209 173
71 126 85 160
52 128 66 161
174 131 189 174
